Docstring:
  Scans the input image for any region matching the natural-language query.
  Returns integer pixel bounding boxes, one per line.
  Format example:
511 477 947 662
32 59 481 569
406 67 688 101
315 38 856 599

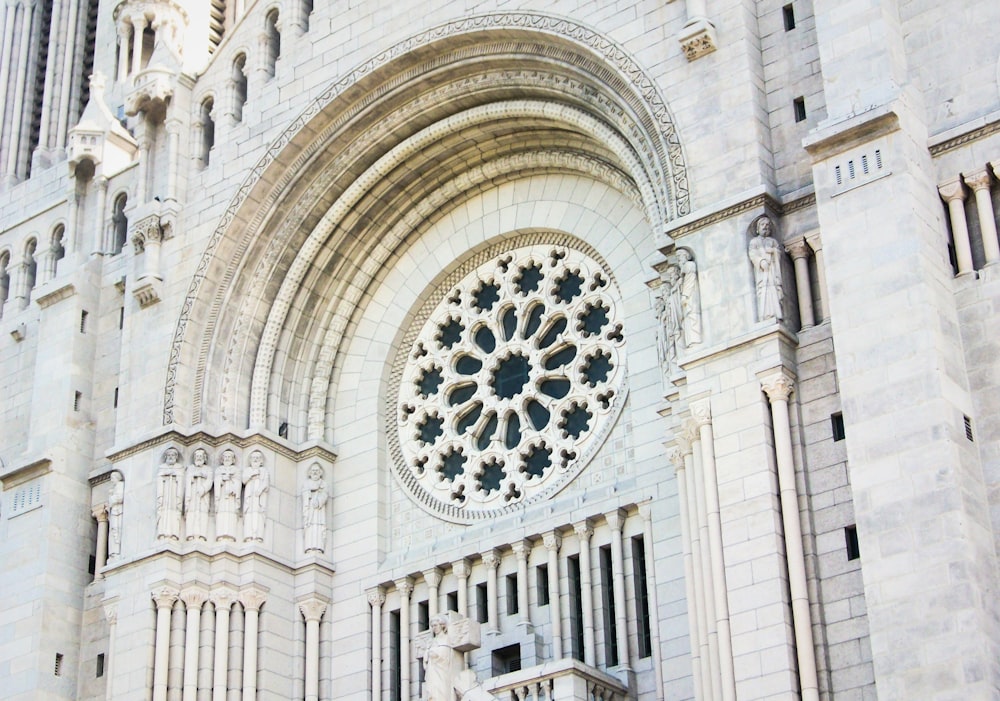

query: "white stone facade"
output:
1 1 1000 700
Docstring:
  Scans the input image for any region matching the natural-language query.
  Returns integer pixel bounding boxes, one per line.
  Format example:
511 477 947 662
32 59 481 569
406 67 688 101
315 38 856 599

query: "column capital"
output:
690 398 712 427
299 596 328 622
422 567 441 588
92 504 109 521
990 161 1000 181
938 178 967 202
668 446 685 473
481 549 500 570
760 369 795 402
510 541 530 561
365 588 385 608
542 530 561 551
210 586 239 611
394 577 414 597
804 231 822 253
238 587 268 612
152 585 179 610
784 237 811 260
179 586 209 609
963 169 992 192
674 429 693 455
573 521 592 541
605 508 626 531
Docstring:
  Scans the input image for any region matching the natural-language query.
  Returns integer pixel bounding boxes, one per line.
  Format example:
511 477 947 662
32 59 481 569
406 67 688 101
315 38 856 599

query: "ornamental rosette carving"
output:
391 244 626 522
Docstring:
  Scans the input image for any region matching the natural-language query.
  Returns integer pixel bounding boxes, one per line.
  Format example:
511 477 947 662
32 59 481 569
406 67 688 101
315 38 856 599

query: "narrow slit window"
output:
632 535 653 658
475 583 488 623
568 555 584 661
831 412 845 441
536 564 549 606
74 391 82 412
793 96 806 123
113 387 119 409
96 653 105 678
80 310 88 333
964 415 974 442
446 591 458 613
389 610 401 701
54 653 64 676
782 4 796 30
845 524 860 561
506 573 518 615
417 600 429 631
599 545 618 666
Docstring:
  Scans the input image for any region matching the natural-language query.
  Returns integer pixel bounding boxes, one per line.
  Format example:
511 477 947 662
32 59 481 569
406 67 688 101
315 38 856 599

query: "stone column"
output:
423 568 441 617
165 119 182 204
0 2 17 158
211 587 238 701
785 238 815 328
3 1 35 182
103 602 118 701
116 20 130 80
543 531 562 659
34 0 63 157
939 179 974 275
452 560 469 617
55 0 80 146
135 124 152 204
240 588 267 701
131 16 146 75
511 542 530 626
573 522 596 666
92 176 109 256
482 549 500 633
670 442 702 701
299 597 327 701
692 400 736 701
804 233 829 322
92 506 109 580
151 586 180 701
605 510 631 672
685 422 714 700
367 589 385 701
761 371 819 701
179 587 208 701
394 578 412 699
965 169 1000 266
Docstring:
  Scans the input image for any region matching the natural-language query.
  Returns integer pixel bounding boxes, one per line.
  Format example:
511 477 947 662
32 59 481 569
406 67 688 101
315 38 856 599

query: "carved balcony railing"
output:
484 658 631 701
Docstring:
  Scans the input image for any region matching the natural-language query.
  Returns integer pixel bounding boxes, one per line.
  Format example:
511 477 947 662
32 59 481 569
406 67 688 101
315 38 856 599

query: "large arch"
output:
163 12 690 437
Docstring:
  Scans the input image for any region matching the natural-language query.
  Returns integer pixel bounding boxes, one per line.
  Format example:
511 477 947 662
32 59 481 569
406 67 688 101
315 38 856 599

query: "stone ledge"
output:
803 104 900 161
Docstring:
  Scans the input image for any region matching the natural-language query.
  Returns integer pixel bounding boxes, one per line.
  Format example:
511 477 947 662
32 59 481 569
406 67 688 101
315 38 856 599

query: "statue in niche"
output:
748 215 784 322
184 448 212 541
242 450 269 543
415 612 496 701
302 463 328 554
676 248 703 346
214 450 241 542
655 265 682 374
107 471 124 560
156 448 184 540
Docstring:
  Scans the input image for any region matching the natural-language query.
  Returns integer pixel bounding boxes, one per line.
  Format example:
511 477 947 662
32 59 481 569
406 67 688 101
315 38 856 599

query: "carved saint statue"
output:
184 448 212 541
107 471 124 559
748 215 784 322
655 265 682 374
214 450 241 542
414 612 496 701
302 463 328 554
676 248 702 346
243 450 270 543
156 448 184 540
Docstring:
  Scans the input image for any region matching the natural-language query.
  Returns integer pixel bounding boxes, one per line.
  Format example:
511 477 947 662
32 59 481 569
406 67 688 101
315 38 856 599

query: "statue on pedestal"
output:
156 448 184 540
184 448 212 541
243 450 269 542
215 450 241 542
302 463 328 554
415 612 497 701
748 215 784 322
107 471 124 559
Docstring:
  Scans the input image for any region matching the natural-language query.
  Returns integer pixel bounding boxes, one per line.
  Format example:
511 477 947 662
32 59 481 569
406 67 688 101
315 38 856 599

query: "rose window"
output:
391 243 627 522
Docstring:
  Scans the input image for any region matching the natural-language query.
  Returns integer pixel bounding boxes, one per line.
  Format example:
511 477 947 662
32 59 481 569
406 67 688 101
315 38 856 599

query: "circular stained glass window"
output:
390 241 627 522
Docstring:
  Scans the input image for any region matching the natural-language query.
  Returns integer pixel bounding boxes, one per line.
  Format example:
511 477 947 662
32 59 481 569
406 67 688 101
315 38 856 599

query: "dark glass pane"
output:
474 326 496 353
523 304 544 339
583 352 613 386
455 355 482 375
544 346 577 371
437 319 464 350
439 449 466 481
417 414 443 445
476 412 498 451
474 282 500 312
537 317 567 349
417 366 443 397
493 355 530 399
578 303 609 336
501 307 517 341
522 444 551 478
561 404 592 439
526 399 550 430
456 402 483 434
478 460 503 494
448 383 476 407
516 263 543 294
539 378 570 399
504 413 521 449
554 270 584 303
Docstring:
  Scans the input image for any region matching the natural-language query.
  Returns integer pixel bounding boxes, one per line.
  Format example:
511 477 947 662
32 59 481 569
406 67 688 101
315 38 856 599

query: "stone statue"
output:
242 450 270 543
748 215 784 321
184 448 212 541
414 612 495 701
214 450 241 542
302 463 328 554
655 265 682 374
676 248 702 346
107 471 124 560
156 448 184 540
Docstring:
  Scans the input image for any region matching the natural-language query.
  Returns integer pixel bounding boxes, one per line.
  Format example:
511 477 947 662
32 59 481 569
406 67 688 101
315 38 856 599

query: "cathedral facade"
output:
1 1 999 699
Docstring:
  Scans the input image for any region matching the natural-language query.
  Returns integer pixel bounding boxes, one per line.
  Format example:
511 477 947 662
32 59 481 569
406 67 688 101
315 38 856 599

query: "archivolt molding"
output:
246 100 645 427
165 11 689 427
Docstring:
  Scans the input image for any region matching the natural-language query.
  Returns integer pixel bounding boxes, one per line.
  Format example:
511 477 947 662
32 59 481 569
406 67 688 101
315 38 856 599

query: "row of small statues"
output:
656 215 785 376
154 448 329 554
